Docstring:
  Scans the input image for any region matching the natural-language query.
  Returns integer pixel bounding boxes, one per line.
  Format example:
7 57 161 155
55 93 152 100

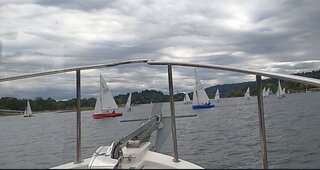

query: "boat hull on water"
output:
92 112 122 119
192 104 214 109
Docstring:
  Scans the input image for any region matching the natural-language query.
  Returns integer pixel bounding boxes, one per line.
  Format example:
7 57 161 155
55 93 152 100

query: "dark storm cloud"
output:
1 0 320 99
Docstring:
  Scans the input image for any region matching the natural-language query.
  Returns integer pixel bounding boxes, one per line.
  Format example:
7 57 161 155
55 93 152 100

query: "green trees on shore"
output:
0 70 319 111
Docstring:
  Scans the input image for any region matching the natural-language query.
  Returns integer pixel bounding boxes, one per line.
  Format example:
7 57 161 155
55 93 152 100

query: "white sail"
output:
214 89 220 101
192 69 210 105
183 92 191 104
282 87 286 94
125 93 132 108
93 93 102 114
94 75 118 114
192 89 198 104
262 87 266 97
24 100 32 117
277 80 285 98
244 87 250 99
266 88 270 96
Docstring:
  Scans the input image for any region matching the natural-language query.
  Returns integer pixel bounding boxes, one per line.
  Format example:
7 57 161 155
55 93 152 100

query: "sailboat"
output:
92 75 122 119
282 87 286 94
276 80 285 98
125 93 132 111
23 100 32 117
262 87 266 97
244 87 250 100
266 88 271 96
214 89 220 102
183 92 192 104
192 69 214 109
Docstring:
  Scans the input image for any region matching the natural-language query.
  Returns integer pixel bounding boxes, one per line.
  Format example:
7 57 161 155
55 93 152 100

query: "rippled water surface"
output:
0 92 320 169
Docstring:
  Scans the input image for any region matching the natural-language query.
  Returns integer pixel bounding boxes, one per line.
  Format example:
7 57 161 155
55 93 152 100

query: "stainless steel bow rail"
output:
0 59 319 169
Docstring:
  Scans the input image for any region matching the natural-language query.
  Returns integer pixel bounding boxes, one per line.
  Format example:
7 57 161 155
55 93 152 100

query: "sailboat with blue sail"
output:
192 69 214 109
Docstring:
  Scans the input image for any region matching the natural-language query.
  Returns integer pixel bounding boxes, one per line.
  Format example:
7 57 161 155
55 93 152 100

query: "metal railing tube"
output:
167 64 179 162
256 75 268 169
75 69 82 164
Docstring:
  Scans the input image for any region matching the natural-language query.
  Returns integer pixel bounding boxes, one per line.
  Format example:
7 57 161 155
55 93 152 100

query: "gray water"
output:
0 92 320 169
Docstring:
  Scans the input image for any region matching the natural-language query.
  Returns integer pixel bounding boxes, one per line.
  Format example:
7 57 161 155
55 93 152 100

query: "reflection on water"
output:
0 92 320 168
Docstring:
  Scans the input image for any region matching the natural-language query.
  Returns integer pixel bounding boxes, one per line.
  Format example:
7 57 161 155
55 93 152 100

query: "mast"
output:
194 69 200 105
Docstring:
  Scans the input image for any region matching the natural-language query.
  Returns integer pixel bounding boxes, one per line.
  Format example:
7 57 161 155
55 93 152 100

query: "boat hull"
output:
93 112 122 119
192 104 215 109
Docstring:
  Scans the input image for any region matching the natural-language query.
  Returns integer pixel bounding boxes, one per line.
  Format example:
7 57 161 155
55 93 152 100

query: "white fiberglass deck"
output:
51 142 202 169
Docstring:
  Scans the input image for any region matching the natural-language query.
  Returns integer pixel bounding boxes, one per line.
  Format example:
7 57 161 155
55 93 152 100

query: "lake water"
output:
0 92 320 169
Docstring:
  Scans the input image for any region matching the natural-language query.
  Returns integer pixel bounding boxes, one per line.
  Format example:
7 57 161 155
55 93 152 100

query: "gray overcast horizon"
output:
0 0 320 100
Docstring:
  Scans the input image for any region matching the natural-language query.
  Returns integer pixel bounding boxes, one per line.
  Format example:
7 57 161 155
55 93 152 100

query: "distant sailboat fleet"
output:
19 71 295 119
21 73 293 120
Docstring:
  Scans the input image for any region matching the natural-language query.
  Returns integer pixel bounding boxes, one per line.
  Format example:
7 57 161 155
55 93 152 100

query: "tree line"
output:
0 70 319 111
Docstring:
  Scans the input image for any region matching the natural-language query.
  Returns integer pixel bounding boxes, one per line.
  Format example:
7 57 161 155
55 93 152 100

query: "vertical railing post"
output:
167 64 179 162
75 69 82 164
256 75 268 169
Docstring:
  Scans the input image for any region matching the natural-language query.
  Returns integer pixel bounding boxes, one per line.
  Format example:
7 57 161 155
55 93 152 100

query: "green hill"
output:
0 69 319 112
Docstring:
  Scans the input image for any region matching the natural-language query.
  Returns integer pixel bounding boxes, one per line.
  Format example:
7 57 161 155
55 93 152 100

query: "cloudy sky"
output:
0 0 320 100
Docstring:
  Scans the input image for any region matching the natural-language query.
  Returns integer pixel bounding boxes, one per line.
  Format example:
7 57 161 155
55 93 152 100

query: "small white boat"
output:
92 74 122 119
214 89 220 102
125 93 132 111
23 100 32 117
192 69 214 109
266 88 271 96
276 80 285 98
244 87 250 100
183 92 192 104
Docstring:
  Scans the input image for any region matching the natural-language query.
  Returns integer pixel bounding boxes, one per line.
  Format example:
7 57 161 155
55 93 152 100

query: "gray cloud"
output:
1 0 320 99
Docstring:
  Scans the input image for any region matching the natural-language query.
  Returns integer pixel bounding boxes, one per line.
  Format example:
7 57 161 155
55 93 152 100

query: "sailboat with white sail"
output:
277 80 285 98
262 87 266 97
214 89 220 102
244 87 250 100
23 100 32 117
92 74 122 119
125 93 132 111
183 92 192 104
266 88 271 96
192 69 214 109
